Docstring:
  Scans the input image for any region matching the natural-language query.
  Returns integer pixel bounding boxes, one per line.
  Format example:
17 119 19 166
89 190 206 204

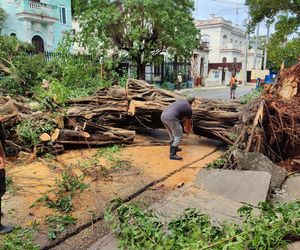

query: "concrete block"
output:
89 233 118 250
234 150 288 192
195 169 271 205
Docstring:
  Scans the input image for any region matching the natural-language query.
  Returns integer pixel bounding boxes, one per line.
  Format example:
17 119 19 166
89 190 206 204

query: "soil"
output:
0 131 224 249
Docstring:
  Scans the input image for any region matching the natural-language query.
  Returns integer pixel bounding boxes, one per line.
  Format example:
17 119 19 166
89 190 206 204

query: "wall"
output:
0 0 72 50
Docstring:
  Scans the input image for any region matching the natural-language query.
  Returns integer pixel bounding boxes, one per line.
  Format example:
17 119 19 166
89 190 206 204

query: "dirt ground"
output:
1 131 224 249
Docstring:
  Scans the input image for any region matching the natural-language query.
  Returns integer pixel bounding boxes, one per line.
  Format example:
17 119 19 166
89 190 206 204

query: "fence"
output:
119 61 192 85
29 51 192 85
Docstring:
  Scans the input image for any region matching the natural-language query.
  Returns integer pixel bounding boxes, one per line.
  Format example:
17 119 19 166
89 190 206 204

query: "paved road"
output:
180 84 255 100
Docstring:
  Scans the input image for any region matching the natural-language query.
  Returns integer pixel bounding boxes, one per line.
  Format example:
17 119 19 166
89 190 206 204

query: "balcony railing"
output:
16 1 57 22
28 1 53 12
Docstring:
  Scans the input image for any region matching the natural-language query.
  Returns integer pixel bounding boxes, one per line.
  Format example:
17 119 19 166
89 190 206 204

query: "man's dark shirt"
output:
161 100 192 121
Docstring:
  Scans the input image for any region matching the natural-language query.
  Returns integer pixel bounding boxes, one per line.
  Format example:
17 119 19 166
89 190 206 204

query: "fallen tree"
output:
0 63 299 170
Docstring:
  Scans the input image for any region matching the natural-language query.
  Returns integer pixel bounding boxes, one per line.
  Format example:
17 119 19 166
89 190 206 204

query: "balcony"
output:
16 1 58 24
220 43 242 53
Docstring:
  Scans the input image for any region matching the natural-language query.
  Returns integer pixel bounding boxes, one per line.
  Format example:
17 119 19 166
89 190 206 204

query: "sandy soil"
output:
1 132 224 248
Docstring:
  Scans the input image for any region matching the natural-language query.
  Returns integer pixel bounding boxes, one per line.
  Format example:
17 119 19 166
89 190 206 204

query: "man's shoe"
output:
0 224 13 234
169 146 182 160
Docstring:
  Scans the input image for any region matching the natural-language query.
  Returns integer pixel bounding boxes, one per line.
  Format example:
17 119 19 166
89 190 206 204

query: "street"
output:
179 84 255 100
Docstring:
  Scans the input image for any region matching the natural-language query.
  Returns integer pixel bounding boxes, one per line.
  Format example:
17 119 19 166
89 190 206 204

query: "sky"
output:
192 0 272 36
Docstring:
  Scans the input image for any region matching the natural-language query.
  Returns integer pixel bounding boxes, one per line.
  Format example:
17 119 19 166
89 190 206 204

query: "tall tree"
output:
73 0 199 79
246 0 300 68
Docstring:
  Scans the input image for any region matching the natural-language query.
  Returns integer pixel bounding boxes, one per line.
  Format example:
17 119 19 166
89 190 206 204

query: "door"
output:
32 35 45 53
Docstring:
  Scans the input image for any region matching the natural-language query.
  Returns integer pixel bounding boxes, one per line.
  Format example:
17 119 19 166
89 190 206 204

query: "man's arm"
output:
183 118 192 135
0 142 5 169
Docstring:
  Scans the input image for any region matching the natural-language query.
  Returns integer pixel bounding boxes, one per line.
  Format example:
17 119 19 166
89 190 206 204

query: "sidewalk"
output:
176 83 256 94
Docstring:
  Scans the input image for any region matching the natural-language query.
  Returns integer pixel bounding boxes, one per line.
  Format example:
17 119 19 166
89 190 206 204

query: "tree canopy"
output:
72 0 199 79
246 0 300 69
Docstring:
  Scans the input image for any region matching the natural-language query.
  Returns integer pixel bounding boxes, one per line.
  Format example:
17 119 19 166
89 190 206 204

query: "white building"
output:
195 15 247 65
194 15 264 85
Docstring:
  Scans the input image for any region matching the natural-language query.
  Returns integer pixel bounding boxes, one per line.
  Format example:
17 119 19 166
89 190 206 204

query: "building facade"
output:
195 15 263 85
0 0 72 51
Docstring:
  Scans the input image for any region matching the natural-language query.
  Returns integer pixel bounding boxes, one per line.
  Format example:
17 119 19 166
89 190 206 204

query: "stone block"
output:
195 169 271 205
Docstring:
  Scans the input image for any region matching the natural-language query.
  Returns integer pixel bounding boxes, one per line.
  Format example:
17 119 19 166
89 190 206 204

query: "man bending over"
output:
161 97 195 160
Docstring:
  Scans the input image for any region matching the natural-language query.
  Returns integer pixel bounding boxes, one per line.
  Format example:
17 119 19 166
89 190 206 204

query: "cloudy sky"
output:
192 0 271 35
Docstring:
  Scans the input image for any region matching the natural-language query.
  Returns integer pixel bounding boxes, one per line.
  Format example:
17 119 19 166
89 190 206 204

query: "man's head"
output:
186 96 195 105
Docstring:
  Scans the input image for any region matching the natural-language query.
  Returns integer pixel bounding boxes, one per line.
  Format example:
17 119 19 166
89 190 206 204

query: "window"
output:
59 6 67 24
222 57 227 63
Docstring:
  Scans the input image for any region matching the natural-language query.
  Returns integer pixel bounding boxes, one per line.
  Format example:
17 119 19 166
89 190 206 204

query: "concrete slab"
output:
273 174 300 202
88 233 118 250
194 169 271 205
153 185 245 225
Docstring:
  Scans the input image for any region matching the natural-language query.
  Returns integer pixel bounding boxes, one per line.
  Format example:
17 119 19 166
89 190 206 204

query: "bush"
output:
240 87 263 104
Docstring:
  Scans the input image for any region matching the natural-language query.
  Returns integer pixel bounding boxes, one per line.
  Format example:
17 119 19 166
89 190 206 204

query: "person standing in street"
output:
176 73 183 90
230 73 238 99
161 96 195 160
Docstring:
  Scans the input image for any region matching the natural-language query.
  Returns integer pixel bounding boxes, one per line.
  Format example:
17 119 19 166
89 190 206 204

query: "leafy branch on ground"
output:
0 226 39 250
31 170 89 213
105 200 300 249
46 215 76 240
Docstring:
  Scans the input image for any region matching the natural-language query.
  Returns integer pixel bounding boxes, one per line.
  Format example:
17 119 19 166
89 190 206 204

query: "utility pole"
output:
263 22 270 70
253 23 260 69
243 14 249 85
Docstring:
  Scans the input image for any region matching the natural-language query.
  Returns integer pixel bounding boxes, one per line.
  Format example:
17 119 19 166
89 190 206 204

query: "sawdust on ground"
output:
1 133 224 248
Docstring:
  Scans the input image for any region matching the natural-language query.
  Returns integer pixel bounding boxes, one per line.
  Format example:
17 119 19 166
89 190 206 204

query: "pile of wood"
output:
1 62 299 168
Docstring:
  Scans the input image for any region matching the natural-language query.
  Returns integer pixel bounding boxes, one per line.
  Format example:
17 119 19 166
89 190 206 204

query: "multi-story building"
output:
0 0 72 52
195 15 263 85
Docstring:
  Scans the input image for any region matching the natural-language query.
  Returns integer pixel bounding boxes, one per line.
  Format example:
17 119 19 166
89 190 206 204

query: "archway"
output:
32 35 44 53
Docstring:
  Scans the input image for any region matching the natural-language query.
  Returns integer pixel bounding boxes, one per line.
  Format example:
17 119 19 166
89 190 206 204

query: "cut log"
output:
56 129 91 141
51 128 60 142
40 133 51 142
